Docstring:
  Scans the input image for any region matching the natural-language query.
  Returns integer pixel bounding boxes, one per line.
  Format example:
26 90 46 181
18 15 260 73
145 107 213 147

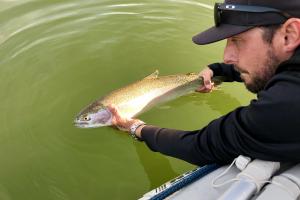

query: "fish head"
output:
74 103 112 128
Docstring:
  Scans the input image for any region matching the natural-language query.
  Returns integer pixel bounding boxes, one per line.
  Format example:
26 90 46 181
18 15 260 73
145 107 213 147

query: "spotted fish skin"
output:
74 70 213 128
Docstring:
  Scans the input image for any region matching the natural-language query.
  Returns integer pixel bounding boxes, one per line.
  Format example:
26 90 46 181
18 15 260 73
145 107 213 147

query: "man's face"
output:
223 27 281 93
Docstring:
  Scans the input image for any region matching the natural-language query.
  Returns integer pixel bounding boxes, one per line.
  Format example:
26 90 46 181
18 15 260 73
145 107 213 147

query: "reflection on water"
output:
134 141 179 190
181 87 242 114
0 0 254 199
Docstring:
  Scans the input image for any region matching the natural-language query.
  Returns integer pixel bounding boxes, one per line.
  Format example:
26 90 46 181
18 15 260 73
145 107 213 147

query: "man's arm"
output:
108 71 300 166
208 63 242 82
139 73 300 166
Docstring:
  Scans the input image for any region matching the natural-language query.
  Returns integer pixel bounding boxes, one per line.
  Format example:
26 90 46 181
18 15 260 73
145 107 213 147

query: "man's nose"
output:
223 40 238 64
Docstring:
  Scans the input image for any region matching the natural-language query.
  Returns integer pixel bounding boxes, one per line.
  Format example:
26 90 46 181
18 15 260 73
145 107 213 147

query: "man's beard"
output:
242 48 281 93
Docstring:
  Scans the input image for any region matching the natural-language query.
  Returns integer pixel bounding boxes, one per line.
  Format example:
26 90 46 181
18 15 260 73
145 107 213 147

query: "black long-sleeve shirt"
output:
208 62 242 82
141 48 300 166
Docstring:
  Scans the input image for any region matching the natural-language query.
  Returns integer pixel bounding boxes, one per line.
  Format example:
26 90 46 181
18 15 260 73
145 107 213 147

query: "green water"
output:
0 0 254 199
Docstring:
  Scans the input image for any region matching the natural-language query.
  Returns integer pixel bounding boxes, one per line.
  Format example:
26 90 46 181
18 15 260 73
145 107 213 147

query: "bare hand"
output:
196 67 214 93
107 104 143 132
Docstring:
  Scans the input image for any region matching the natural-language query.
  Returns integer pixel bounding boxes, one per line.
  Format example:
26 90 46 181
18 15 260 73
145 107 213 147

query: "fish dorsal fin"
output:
143 70 159 80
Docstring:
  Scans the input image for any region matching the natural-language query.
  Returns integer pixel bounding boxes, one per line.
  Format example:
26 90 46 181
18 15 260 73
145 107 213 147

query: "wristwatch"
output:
129 121 146 141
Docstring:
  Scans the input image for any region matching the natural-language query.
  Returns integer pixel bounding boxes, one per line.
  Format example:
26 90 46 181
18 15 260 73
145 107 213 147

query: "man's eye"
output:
231 37 242 43
231 38 239 43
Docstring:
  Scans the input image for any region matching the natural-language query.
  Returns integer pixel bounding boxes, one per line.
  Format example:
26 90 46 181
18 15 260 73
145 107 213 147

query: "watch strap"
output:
129 122 146 141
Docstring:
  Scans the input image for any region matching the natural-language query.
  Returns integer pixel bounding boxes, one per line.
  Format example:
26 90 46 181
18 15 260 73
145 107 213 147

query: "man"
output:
109 0 300 166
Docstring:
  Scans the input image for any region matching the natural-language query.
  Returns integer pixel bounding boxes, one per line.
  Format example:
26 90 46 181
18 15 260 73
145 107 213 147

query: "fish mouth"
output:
74 121 90 128
73 120 109 128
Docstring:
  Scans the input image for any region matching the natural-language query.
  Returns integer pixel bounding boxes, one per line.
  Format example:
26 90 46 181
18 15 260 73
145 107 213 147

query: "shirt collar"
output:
276 47 300 73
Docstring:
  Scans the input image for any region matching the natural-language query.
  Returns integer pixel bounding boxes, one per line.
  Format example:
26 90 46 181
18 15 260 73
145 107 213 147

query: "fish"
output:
74 70 222 128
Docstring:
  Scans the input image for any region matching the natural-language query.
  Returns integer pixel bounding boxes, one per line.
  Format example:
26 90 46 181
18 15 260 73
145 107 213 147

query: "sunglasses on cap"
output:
214 3 291 27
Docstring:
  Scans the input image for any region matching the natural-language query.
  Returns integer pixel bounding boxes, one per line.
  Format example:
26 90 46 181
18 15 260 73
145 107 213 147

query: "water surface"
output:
0 0 254 199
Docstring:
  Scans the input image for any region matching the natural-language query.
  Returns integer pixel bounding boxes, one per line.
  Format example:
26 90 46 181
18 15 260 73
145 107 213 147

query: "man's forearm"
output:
135 124 146 139
208 63 242 82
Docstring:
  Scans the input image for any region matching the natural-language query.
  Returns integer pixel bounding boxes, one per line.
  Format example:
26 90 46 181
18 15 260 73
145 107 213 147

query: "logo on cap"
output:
225 5 236 9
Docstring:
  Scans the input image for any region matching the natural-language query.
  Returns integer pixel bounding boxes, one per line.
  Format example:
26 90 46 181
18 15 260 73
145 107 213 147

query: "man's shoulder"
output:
252 70 300 107
265 70 300 91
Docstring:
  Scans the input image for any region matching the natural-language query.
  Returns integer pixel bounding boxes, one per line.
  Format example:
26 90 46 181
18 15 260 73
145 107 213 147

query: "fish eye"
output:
83 116 91 121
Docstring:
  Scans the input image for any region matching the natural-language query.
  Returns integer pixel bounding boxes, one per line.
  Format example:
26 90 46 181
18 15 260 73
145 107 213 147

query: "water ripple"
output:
0 0 213 46
0 0 227 199
10 30 80 59
106 3 146 8
166 0 213 9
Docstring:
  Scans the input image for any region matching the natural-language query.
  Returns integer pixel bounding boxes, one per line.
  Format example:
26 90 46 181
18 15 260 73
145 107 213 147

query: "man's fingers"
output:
107 104 123 125
108 104 145 132
108 104 120 118
202 74 213 87
107 104 116 114
111 116 117 126
204 79 211 87
196 82 215 93
199 67 214 89
196 86 206 92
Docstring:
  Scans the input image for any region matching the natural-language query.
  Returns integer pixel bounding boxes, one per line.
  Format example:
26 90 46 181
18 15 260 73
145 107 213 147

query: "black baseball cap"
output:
192 0 300 45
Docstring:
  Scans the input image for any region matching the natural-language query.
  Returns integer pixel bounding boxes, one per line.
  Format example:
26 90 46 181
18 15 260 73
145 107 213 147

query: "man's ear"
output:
282 18 300 52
